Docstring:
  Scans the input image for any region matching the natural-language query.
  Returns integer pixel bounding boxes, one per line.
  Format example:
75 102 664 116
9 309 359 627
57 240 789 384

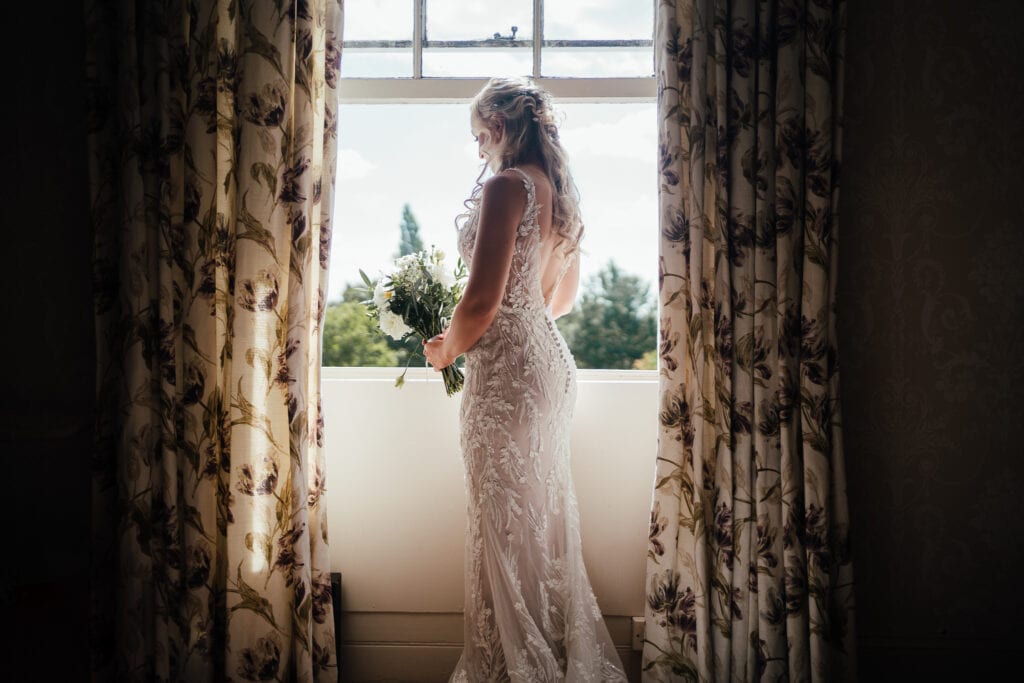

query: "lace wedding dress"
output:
450 168 628 682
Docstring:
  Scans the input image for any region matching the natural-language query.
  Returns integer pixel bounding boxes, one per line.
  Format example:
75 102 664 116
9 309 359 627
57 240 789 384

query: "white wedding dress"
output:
450 167 628 682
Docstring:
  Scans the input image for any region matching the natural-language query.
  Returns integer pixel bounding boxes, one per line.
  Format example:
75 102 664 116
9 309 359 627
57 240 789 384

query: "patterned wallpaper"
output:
839 0 1023 676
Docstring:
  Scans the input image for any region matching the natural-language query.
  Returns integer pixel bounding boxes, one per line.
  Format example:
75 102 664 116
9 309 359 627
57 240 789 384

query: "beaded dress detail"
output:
449 168 627 682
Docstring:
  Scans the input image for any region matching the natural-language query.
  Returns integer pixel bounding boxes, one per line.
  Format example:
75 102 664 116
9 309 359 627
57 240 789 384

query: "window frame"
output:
331 0 659 372
339 0 657 102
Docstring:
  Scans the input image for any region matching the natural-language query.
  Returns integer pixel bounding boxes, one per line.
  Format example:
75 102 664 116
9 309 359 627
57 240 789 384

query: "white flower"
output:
395 254 418 271
372 280 388 309
378 308 412 340
430 262 455 290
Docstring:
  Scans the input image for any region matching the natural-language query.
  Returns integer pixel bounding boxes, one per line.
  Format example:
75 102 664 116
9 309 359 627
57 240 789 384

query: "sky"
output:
328 0 658 302
343 0 652 41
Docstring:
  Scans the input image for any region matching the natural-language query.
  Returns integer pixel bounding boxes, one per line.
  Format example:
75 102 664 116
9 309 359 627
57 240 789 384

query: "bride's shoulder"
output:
482 170 530 202
495 166 552 200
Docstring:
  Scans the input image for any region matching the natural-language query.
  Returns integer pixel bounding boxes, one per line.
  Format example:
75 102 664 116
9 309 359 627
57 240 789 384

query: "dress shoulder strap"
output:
503 167 541 237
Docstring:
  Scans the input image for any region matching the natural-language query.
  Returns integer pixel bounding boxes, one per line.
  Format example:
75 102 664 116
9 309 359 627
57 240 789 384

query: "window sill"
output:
322 365 658 383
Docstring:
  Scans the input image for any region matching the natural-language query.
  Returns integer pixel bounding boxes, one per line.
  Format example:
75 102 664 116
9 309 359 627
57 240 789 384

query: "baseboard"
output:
337 611 642 682
340 643 640 683
340 643 462 683
337 624 1023 682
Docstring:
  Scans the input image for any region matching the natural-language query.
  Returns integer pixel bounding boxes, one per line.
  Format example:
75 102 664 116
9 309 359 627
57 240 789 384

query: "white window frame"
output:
333 0 658 374
339 0 657 103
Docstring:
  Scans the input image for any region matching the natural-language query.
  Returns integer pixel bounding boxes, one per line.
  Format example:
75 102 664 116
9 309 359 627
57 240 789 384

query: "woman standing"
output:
423 77 627 682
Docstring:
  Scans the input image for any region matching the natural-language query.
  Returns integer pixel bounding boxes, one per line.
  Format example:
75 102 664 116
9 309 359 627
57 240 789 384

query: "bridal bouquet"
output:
359 246 468 395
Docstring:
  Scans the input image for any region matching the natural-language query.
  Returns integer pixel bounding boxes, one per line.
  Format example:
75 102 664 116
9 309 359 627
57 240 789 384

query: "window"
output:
325 0 658 371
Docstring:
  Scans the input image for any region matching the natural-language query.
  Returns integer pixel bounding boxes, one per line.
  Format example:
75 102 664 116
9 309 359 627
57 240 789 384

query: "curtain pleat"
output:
87 1 344 680
645 1 856 680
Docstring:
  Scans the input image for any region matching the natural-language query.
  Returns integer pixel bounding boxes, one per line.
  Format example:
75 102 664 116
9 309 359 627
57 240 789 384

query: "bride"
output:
422 77 628 682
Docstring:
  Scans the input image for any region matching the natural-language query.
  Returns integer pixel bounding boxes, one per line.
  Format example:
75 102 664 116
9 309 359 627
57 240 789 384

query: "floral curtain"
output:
645 0 856 680
87 0 343 679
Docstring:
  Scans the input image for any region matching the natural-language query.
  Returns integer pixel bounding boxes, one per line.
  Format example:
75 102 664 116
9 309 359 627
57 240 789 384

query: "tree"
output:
556 260 656 369
633 349 658 370
340 282 368 303
322 205 435 368
389 205 429 365
395 203 424 258
337 281 418 367
321 299 396 367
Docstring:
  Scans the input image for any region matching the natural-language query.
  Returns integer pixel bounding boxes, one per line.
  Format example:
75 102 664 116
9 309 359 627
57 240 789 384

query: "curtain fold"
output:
87 1 343 679
645 0 855 680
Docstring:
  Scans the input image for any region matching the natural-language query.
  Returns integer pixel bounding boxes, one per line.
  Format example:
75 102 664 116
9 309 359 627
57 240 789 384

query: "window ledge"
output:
338 76 656 103
321 365 658 384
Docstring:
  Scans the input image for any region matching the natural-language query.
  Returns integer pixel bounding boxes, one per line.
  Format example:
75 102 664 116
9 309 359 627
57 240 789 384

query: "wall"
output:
1 3 93 681
4 1 1022 682
838 0 1024 679
322 368 657 681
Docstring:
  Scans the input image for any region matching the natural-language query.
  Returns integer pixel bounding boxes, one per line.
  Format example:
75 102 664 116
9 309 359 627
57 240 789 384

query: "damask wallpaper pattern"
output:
839 1 1023 678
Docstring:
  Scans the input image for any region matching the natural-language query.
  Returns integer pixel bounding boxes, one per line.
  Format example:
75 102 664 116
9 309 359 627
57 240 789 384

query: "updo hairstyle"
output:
458 76 584 258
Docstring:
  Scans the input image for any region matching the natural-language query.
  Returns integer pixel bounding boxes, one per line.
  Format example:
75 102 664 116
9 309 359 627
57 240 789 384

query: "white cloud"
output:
543 47 653 78
344 0 411 40
336 148 377 181
546 0 652 40
426 1 534 40
343 0 651 44
561 109 657 164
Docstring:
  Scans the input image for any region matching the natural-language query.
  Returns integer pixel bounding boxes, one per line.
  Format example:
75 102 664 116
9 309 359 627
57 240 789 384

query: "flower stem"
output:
441 363 465 396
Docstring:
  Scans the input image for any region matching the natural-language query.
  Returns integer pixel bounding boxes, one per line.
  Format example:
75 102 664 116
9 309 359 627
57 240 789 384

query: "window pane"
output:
341 48 413 78
545 0 653 40
558 101 658 298
426 0 533 41
331 103 481 302
345 0 412 41
423 47 532 78
423 0 533 77
330 103 657 302
542 46 653 78
328 101 658 369
341 0 412 77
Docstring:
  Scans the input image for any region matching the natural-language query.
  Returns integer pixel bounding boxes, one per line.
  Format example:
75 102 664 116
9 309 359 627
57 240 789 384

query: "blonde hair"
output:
456 76 584 257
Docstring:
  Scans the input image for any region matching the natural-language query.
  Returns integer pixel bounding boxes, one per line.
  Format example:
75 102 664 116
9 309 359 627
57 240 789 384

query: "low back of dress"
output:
450 167 627 682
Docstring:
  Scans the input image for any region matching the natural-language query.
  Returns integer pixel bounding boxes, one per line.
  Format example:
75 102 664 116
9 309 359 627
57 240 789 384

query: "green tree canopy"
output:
340 282 368 303
395 203 425 257
321 300 396 367
556 260 656 370
335 281 418 367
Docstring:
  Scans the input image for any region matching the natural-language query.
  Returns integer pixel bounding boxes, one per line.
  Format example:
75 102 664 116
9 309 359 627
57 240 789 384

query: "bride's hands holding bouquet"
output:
422 331 454 372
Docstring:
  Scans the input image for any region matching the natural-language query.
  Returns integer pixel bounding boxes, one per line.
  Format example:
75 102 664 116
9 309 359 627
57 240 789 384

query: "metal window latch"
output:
492 25 519 41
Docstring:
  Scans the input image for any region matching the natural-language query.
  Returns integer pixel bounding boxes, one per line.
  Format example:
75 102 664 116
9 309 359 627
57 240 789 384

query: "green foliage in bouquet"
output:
358 246 468 395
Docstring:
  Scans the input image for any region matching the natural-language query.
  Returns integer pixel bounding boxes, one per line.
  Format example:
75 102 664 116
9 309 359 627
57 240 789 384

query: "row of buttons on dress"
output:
544 314 573 401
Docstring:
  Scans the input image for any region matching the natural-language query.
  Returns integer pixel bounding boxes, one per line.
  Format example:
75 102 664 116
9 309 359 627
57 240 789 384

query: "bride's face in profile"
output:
471 114 503 172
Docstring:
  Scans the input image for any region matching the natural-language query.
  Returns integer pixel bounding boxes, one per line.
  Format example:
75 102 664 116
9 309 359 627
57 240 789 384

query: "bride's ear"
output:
491 116 505 142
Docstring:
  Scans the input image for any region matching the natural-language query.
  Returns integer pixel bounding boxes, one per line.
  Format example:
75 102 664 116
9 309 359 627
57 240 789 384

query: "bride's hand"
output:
422 331 453 371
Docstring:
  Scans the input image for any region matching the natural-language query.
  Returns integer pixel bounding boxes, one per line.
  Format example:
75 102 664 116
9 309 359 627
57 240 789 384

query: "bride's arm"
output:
549 251 580 319
423 173 526 369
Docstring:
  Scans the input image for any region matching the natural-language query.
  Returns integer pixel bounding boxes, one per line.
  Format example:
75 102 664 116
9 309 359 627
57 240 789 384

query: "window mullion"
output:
533 0 543 79
413 0 424 78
